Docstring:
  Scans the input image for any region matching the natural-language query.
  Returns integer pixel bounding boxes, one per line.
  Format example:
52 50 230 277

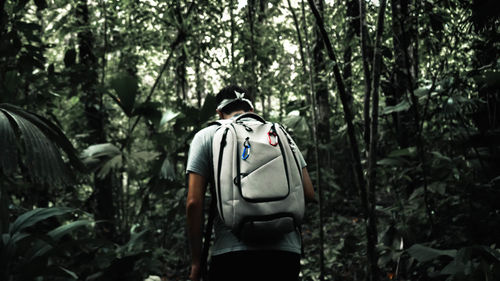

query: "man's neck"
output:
222 110 246 119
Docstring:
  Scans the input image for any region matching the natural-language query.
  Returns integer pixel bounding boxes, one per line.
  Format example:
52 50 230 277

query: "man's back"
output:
186 116 305 256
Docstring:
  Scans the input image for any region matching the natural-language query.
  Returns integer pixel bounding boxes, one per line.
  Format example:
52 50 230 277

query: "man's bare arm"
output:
186 172 207 281
302 167 316 203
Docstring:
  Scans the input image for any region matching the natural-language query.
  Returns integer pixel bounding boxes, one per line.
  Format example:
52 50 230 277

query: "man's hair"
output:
215 85 254 114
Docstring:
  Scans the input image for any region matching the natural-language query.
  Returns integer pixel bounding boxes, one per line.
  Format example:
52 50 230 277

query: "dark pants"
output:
208 250 301 281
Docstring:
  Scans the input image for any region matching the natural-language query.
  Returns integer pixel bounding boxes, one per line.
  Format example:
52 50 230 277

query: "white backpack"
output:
212 113 305 241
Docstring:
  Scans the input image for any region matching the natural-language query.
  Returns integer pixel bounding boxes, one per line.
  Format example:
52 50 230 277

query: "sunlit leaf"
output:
382 99 411 115
160 157 176 181
57 267 78 279
377 158 409 166
81 143 120 159
387 147 417 158
159 109 181 128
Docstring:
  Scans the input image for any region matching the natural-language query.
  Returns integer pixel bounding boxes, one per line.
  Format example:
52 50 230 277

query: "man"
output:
186 85 315 281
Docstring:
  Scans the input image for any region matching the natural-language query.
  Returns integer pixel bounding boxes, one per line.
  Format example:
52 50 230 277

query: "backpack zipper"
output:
279 126 303 180
274 123 291 199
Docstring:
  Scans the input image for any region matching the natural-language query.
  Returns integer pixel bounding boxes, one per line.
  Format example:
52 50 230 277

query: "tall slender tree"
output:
77 0 116 241
389 0 417 148
312 0 331 148
343 0 359 103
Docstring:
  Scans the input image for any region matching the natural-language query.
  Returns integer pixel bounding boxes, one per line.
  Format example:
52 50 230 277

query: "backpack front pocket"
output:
239 155 289 202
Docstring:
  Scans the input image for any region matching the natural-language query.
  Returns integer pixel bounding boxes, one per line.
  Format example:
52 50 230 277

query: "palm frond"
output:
0 104 84 186
0 110 18 175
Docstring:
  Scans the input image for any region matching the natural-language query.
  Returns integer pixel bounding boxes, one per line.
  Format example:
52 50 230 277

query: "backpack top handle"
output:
234 112 267 124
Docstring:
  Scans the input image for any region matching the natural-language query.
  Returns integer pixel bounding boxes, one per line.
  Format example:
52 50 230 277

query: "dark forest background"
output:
1 0 499 280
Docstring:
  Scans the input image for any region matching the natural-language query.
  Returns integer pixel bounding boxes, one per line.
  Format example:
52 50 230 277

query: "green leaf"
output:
382 99 411 115
131 151 161 163
160 157 176 181
0 110 18 175
0 106 72 185
430 151 452 162
429 182 446 195
377 157 409 166
407 244 457 262
81 143 120 159
415 87 430 98
48 220 93 240
81 143 123 178
9 207 74 235
133 102 162 126
110 73 138 116
30 220 93 258
440 259 465 276
97 154 122 178
0 103 85 173
388 147 417 158
58 267 79 279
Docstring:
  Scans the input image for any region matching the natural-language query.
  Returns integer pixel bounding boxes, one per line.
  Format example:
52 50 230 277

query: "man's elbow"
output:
186 198 203 214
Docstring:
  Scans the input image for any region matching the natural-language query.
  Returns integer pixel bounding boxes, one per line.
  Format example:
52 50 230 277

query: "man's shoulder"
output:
191 123 220 145
196 123 220 136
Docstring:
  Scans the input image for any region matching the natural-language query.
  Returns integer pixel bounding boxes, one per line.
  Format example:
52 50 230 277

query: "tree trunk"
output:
390 0 416 148
77 0 116 242
175 2 187 101
229 0 236 79
313 0 331 146
308 1 381 280
289 0 325 279
366 2 388 281
311 1 330 280
245 0 259 105
343 0 359 104
360 0 372 149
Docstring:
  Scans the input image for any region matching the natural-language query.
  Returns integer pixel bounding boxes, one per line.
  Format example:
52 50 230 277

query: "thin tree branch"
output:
306 0 365 194
121 2 195 151
308 1 378 279
360 0 372 150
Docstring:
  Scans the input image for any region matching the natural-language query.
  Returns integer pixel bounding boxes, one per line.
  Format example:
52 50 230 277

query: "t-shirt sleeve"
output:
297 149 307 169
186 129 212 178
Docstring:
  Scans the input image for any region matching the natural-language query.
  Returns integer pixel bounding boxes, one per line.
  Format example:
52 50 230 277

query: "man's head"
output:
215 85 254 119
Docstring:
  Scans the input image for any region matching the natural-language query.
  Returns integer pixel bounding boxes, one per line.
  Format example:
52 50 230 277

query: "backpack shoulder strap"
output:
234 112 267 124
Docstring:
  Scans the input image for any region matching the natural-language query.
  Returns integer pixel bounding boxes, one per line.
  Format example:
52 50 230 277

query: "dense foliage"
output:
1 0 499 280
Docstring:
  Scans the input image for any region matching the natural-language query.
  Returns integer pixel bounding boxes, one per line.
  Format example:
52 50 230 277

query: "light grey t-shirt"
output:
186 119 307 256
